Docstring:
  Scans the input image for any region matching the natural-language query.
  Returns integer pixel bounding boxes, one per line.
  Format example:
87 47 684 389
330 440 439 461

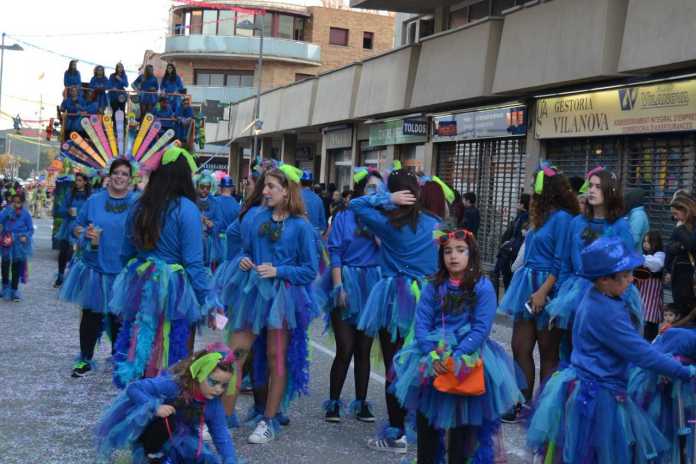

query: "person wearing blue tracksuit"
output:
195 171 224 270
108 63 129 113
300 171 327 234
64 60 81 91
54 173 91 287
161 64 185 114
89 65 110 113
60 86 86 134
0 191 33 301
175 98 194 143
133 65 159 117
154 97 176 134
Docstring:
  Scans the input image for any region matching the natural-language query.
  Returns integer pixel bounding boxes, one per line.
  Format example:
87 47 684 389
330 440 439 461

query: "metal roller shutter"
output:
546 137 622 179
435 142 456 185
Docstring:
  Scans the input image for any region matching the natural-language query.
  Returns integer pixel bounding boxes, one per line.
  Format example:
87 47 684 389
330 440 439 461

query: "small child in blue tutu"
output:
96 343 241 464
392 224 523 463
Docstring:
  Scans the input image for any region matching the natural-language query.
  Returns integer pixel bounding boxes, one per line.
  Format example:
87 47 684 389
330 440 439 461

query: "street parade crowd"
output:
3 60 696 464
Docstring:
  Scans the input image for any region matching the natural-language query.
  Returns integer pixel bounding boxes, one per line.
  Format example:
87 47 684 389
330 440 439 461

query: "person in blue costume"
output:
498 164 579 421
547 167 638 332
349 168 439 453
53 172 91 288
175 97 194 143
393 226 524 464
111 147 221 388
96 343 241 464
133 64 159 117
300 170 327 233
320 168 383 424
63 59 81 93
154 96 176 135
215 176 241 267
89 65 110 113
108 62 129 113
161 63 185 114
82 88 100 115
195 171 224 271
624 187 650 251
0 191 33 301
527 236 696 464
221 165 318 445
60 160 136 378
60 86 86 134
629 327 696 464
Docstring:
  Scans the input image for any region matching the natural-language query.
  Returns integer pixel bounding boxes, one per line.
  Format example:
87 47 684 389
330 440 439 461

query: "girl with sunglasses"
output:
393 226 522 463
222 165 318 445
96 344 241 464
349 168 439 453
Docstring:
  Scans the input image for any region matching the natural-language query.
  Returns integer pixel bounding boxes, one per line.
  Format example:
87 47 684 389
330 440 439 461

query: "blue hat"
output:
219 176 234 188
301 170 313 182
580 236 644 280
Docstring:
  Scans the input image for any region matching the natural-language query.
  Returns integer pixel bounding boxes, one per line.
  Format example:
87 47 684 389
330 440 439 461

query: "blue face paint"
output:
206 377 229 390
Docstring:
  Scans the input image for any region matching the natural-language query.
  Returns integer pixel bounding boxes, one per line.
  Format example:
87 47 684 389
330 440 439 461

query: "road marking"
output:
309 340 386 385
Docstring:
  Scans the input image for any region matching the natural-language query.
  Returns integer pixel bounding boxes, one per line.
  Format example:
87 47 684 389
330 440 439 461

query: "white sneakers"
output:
248 419 275 444
367 435 408 454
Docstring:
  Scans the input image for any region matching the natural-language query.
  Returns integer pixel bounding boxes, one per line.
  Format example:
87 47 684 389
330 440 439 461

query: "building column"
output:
524 101 542 193
319 132 328 184
350 124 359 174
228 142 241 183
422 141 435 175
261 137 274 159
281 133 297 165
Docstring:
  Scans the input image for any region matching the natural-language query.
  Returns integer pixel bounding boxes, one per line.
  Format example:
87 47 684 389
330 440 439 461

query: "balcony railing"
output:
187 85 256 104
163 35 321 65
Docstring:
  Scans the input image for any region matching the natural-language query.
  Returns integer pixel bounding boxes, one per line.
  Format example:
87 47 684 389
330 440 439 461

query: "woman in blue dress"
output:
111 147 219 388
195 171 224 271
63 59 81 94
133 64 159 117
108 62 129 113
60 159 137 378
89 65 110 113
54 172 91 288
0 190 33 301
498 164 579 421
349 168 439 453
161 63 185 114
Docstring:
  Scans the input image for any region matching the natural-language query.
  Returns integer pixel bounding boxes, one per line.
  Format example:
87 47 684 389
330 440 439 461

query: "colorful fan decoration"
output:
59 109 180 173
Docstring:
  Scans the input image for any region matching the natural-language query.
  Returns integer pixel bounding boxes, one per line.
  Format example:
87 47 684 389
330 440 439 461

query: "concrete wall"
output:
354 47 413 118
279 79 316 130
233 98 257 140
619 0 696 72
311 65 361 126
492 0 628 93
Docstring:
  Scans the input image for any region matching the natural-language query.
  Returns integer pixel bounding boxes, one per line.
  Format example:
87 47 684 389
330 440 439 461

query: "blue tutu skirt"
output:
498 266 553 329
315 265 382 327
110 258 211 388
548 277 644 329
59 258 116 313
357 275 424 341
528 367 671 464
629 359 696 464
203 232 223 268
392 334 524 430
55 217 75 242
95 392 224 463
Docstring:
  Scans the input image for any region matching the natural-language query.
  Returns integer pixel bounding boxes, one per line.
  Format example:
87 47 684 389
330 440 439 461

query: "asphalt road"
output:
0 219 532 463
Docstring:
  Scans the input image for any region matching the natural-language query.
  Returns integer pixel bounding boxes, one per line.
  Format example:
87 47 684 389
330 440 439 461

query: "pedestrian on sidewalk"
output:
96 344 241 464
111 147 220 388
634 230 665 341
54 172 91 288
0 190 33 301
60 159 137 378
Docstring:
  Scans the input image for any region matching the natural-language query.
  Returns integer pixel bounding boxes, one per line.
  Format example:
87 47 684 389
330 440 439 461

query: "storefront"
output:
536 78 696 240
367 117 428 172
432 104 528 267
323 125 353 191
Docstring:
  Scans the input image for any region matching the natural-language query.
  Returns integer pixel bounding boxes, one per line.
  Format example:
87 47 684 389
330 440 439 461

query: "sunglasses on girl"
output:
437 229 473 245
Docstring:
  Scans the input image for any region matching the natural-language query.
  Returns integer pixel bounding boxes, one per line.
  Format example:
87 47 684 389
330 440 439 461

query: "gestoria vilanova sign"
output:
535 79 696 139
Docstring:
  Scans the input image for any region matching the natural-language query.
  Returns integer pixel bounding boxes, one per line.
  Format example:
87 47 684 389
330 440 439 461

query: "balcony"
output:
187 85 256 105
162 35 321 66
350 0 460 12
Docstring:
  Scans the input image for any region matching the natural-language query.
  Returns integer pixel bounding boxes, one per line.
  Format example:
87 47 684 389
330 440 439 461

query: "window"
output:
218 10 235 36
225 71 254 87
254 13 273 37
236 13 254 37
202 10 218 35
293 17 305 41
189 10 203 35
419 17 434 38
329 27 349 46
363 31 374 49
278 14 294 39
195 71 225 86
295 73 314 82
406 20 417 44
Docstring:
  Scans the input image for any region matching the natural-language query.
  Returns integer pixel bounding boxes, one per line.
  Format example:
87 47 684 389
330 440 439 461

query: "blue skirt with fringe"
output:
527 367 671 464
55 217 76 242
392 334 524 430
109 258 210 388
203 232 224 268
498 266 554 329
357 275 425 341
629 358 696 464
548 277 644 329
315 265 382 327
59 258 116 313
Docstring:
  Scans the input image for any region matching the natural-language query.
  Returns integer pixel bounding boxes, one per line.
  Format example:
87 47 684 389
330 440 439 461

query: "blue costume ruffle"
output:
204 231 224 269
315 265 382 326
0 231 33 261
392 329 523 430
59 257 116 313
357 275 424 340
110 258 211 388
527 367 671 464
497 267 553 328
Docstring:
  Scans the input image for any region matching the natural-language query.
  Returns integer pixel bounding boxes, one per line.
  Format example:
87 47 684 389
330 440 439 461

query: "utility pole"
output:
35 94 42 176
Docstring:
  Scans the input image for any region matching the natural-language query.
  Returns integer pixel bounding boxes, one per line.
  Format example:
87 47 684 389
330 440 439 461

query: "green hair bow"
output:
162 146 197 173
278 163 303 184
190 352 223 383
432 176 455 204
534 164 558 195
353 167 369 184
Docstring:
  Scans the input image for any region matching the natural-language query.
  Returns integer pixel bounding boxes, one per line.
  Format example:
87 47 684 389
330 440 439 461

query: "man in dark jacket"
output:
460 191 480 236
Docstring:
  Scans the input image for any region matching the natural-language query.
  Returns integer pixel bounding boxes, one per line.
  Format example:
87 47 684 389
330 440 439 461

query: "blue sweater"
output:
75 190 136 275
572 287 691 391
654 328 696 357
327 209 379 269
198 195 223 235
224 206 262 261
302 188 327 233
215 195 241 231
64 70 81 88
125 374 236 463
0 206 33 259
415 278 496 358
133 74 159 105
241 207 318 286
121 197 213 306
522 209 573 278
349 192 438 279
89 76 110 110
108 72 129 104
627 206 650 252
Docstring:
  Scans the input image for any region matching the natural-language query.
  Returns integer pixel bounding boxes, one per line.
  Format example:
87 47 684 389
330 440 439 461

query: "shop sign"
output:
369 119 428 147
536 79 696 139
432 106 526 142
403 118 428 136
197 154 229 172
324 127 353 150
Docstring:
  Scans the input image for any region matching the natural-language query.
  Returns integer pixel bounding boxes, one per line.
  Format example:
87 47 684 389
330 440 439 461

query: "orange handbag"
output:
433 356 486 396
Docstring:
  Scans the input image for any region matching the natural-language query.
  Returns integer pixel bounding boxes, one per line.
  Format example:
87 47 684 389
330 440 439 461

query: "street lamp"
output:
0 33 24 115
236 19 264 163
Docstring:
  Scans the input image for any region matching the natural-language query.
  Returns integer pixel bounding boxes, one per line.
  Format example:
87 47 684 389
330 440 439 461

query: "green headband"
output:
353 168 368 184
162 146 197 173
189 352 223 383
432 176 455 204
278 164 303 184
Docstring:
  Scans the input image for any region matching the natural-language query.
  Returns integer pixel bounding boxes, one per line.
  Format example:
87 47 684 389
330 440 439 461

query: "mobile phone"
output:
525 300 534 314
214 313 228 330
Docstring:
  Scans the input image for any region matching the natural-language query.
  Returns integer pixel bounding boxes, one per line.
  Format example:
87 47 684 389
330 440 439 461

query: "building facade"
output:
221 0 696 267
